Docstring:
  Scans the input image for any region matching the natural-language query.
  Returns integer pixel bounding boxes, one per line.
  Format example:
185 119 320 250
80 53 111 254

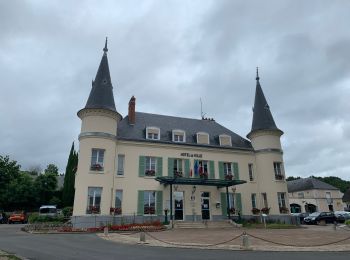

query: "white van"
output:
39 205 57 217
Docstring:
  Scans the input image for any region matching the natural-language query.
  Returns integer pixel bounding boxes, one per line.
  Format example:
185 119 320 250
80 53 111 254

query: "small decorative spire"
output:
103 37 108 53
256 67 260 81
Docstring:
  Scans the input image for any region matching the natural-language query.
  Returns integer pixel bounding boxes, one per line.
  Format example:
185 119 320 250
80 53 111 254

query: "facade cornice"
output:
77 108 122 121
116 139 254 155
254 148 283 154
79 131 116 141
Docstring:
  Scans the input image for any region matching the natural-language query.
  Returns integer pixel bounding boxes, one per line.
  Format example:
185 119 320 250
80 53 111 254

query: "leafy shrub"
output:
345 219 350 226
28 213 65 223
62 207 73 217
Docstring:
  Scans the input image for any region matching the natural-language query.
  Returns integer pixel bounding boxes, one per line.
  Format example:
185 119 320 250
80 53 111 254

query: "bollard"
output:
140 232 146 243
104 226 109 236
241 232 251 250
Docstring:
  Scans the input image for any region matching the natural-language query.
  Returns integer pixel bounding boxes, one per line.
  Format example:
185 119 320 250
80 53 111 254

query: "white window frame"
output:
223 162 232 175
172 129 186 143
144 191 156 215
196 132 209 144
90 149 105 171
117 154 125 176
248 163 254 181
145 156 157 176
277 192 286 208
146 127 160 140
219 134 232 146
251 193 257 208
87 187 102 214
173 158 183 175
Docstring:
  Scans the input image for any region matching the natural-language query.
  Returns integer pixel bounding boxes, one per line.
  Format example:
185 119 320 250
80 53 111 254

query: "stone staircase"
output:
174 220 236 229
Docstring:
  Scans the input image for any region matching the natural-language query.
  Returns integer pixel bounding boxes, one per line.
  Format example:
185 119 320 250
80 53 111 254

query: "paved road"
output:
0 224 349 260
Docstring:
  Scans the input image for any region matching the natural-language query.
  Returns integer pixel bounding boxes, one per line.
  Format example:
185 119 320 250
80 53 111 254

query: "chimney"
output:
128 96 136 125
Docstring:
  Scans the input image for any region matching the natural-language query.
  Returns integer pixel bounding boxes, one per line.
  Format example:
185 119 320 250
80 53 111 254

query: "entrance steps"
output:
174 220 235 229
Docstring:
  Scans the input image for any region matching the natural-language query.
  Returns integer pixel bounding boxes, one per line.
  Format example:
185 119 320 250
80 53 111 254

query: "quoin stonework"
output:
72 39 291 227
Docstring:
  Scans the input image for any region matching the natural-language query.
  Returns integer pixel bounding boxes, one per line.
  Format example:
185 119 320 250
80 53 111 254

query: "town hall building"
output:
72 40 291 226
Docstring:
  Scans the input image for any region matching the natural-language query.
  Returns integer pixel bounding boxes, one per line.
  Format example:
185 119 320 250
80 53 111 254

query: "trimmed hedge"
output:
28 213 65 223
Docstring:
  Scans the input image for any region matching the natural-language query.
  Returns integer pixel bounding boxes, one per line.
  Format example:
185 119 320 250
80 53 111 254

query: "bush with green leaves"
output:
28 213 65 223
62 207 73 217
345 219 350 226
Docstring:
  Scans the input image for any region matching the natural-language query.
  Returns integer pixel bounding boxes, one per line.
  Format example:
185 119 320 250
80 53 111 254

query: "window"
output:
297 192 304 199
325 192 333 204
114 190 123 215
251 193 257 208
278 192 287 213
248 163 254 181
145 157 157 176
90 149 105 171
198 160 208 178
144 191 156 215
261 193 268 208
228 193 236 214
146 127 160 140
223 162 232 175
117 154 125 176
273 162 284 180
173 159 183 176
219 134 232 146
196 132 209 144
87 187 102 214
172 130 185 142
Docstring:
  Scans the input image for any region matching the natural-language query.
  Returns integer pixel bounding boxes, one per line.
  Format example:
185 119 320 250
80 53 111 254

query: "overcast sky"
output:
1 0 350 180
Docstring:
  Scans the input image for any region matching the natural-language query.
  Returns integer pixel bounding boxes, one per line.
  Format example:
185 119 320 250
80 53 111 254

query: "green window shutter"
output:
184 159 190 177
235 193 242 213
168 158 174 177
157 157 163 176
220 192 227 217
156 157 163 177
139 156 145 177
209 161 215 179
137 190 144 215
233 162 239 180
218 161 224 180
156 191 163 215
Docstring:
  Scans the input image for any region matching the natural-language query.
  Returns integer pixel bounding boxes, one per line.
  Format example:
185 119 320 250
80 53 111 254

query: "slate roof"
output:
84 38 117 112
287 177 339 193
343 188 350 202
247 70 282 137
117 112 253 150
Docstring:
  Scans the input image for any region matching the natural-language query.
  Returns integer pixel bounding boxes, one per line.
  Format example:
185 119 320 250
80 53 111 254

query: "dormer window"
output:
196 132 209 144
172 130 186 143
219 134 232 146
146 127 160 140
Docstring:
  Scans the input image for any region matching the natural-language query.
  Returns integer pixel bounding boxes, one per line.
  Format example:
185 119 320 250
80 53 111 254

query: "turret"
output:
73 38 121 216
247 68 289 217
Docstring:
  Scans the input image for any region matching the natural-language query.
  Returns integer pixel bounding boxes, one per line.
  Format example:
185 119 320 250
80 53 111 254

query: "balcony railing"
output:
86 205 100 214
90 164 104 171
275 174 284 180
145 169 155 176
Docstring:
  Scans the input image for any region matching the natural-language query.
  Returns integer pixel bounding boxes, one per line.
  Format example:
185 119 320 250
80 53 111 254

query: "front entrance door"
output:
174 191 184 220
201 192 210 220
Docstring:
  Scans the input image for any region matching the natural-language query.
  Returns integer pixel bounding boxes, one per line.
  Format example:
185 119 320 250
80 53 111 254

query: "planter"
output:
261 207 270 214
145 170 155 176
174 171 183 177
224 174 233 180
90 164 103 171
251 208 261 215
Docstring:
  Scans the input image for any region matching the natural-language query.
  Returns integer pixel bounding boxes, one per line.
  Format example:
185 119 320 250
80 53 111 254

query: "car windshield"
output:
309 212 320 217
40 208 57 214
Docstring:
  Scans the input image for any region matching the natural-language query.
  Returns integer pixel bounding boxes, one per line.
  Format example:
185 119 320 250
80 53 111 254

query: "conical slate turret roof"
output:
248 69 282 137
84 38 116 112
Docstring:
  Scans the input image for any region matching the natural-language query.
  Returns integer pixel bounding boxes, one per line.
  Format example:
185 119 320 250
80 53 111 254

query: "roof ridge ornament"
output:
256 66 260 81
103 37 108 53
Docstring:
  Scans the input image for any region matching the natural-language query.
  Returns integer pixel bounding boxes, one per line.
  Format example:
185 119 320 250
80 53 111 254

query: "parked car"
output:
291 212 309 224
39 205 57 217
8 211 27 224
303 212 336 225
334 211 350 223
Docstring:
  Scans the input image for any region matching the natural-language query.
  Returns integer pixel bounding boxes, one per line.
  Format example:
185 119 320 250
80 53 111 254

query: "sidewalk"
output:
98 225 350 251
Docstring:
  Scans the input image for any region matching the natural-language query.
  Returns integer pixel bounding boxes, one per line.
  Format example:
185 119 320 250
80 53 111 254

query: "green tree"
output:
286 176 301 181
34 172 58 205
44 164 59 175
6 173 37 211
62 142 78 207
0 155 21 209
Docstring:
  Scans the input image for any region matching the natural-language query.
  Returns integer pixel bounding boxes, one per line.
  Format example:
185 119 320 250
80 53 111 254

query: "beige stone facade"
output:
72 44 291 224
